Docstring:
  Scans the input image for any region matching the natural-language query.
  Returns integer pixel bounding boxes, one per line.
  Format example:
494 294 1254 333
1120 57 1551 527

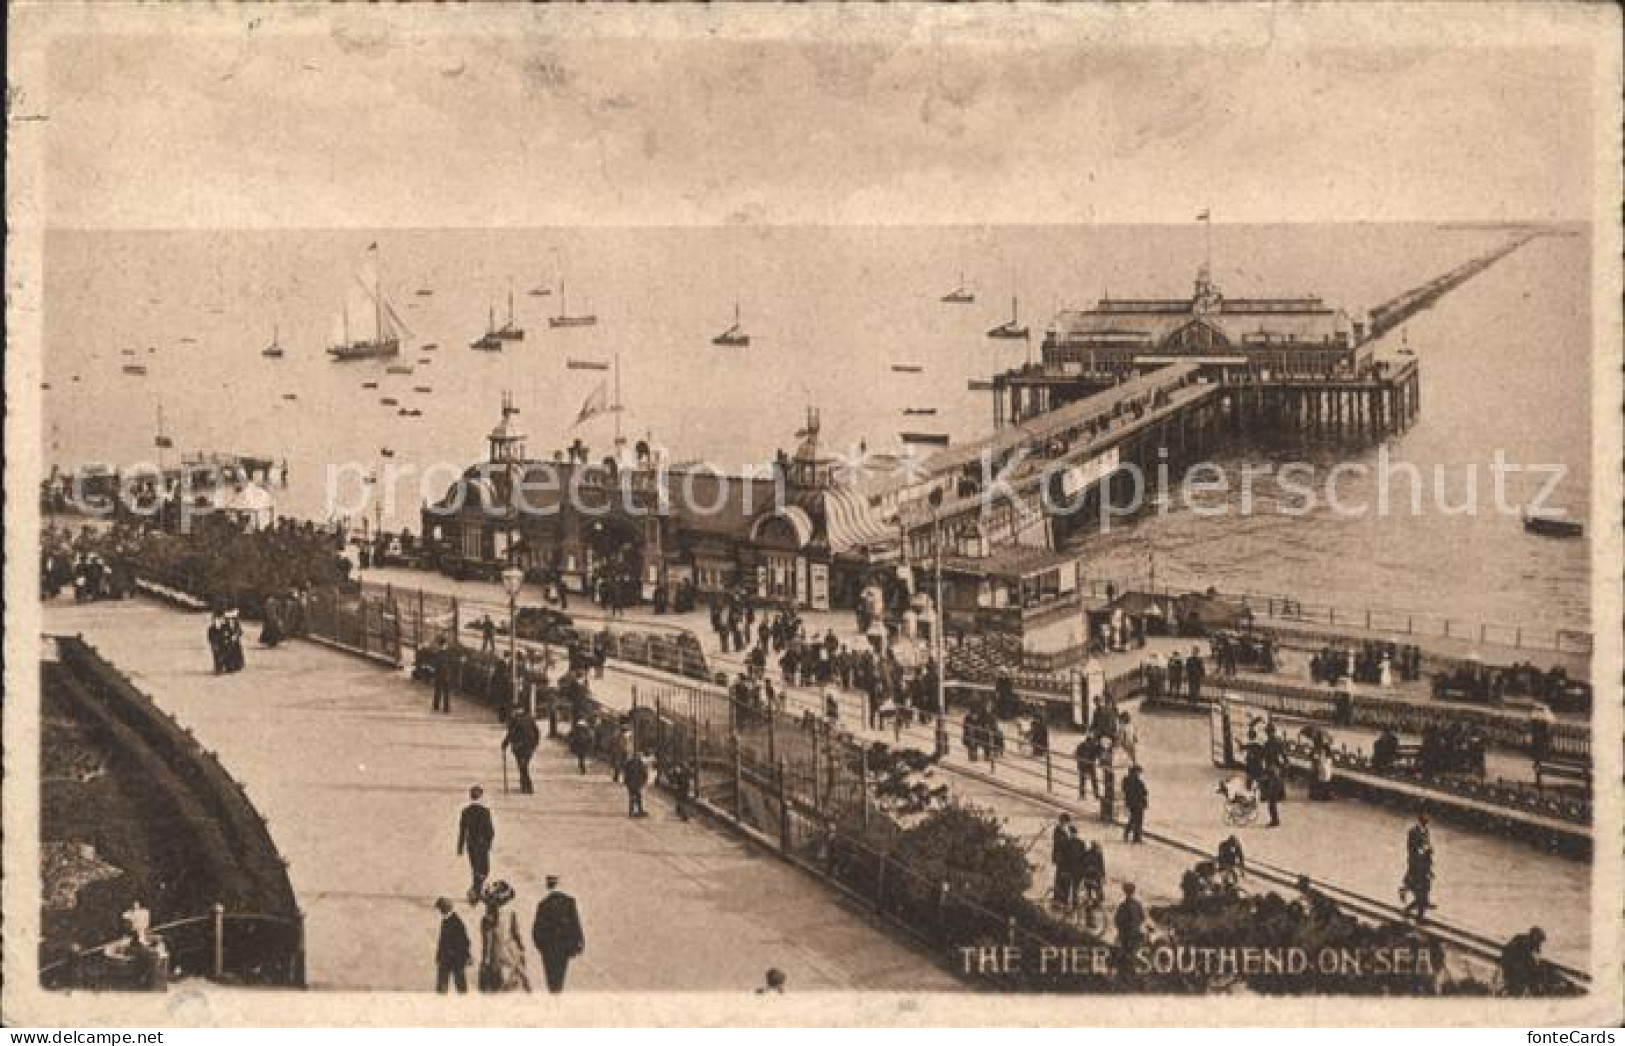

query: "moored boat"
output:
900 432 950 447
712 303 750 347
261 325 285 359
1523 513 1583 538
549 273 597 327
496 289 524 341
567 359 610 371
987 295 1029 339
329 245 409 361
941 270 975 304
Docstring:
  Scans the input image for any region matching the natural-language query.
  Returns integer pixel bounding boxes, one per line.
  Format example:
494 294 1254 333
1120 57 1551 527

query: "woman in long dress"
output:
478 881 532 993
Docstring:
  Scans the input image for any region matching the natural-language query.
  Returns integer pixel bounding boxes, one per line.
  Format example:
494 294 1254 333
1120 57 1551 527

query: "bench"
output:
1534 756 1591 791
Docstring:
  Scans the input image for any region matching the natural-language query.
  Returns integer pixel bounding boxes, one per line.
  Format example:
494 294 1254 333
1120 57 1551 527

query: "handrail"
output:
38 910 303 978
1076 577 1592 655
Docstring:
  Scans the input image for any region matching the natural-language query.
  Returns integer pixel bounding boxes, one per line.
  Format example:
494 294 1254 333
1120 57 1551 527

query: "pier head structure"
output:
991 264 1421 442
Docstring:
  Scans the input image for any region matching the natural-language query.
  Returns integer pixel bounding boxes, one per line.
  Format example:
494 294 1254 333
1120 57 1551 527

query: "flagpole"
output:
613 352 624 450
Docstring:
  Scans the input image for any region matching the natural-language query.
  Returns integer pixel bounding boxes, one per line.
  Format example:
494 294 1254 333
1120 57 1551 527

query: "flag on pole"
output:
573 381 609 427
1196 209 1211 222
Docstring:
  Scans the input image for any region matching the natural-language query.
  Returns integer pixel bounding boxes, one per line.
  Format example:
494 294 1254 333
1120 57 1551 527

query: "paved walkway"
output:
44 599 959 993
356 567 1592 967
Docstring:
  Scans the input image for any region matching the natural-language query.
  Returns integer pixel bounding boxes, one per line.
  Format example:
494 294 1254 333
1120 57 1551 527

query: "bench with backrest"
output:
1534 755 1591 792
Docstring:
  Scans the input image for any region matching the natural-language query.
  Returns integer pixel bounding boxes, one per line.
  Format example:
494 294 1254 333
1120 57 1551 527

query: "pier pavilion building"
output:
991 265 1390 427
421 403 901 612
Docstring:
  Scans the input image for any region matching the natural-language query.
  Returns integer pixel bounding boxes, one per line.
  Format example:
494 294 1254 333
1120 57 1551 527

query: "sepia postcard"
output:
4 0 1622 1028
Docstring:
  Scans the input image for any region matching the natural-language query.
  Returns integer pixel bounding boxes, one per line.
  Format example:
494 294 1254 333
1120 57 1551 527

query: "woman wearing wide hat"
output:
477 880 532 992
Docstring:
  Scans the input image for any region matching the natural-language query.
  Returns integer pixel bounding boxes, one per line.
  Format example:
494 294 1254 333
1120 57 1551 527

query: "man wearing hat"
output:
434 897 471 993
456 786 495 903
531 874 586 994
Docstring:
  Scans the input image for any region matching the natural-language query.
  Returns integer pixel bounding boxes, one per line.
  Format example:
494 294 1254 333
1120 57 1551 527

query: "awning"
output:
822 488 897 555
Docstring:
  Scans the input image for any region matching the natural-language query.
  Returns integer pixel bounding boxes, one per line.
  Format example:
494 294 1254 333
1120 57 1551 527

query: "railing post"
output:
1515 627 1522 649
859 746 871 830
1443 618 1451 638
1479 623 1487 644
1044 747 1053 794
811 728 822 812
776 758 790 854
937 881 951 937
875 852 889 911
767 705 777 764
732 736 743 822
1406 615 1413 634
1364 609 1371 629
211 901 225 979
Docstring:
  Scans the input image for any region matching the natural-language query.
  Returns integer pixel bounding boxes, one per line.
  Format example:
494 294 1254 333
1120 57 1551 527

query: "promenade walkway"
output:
355 567 1592 968
43 599 959 993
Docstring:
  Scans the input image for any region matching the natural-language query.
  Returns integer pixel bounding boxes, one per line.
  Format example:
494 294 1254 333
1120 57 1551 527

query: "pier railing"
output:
1078 579 1592 657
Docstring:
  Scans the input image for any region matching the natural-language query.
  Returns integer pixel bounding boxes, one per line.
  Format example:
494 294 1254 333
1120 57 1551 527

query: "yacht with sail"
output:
549 273 597 328
711 303 750 347
328 246 410 361
986 295 1029 340
496 288 524 341
261 326 285 359
471 303 504 350
940 271 975 304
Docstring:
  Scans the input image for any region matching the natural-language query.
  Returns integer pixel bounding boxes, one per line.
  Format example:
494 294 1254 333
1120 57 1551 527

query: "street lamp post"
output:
501 561 526 716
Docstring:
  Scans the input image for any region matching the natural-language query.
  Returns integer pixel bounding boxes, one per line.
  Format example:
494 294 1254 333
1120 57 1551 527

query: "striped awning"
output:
822 488 897 556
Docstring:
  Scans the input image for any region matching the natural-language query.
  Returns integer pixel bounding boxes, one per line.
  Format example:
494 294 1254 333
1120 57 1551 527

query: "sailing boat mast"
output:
374 253 384 346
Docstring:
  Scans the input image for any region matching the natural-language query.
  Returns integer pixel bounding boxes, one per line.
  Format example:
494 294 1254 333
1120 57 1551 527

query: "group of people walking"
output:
443 786 587 994
1141 647 1207 704
206 610 247 673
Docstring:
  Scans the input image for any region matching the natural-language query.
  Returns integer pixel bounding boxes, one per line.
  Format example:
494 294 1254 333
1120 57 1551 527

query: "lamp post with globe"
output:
501 559 527 716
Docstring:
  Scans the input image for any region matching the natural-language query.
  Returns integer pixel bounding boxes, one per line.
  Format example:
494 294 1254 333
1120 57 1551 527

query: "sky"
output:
10 3 1613 229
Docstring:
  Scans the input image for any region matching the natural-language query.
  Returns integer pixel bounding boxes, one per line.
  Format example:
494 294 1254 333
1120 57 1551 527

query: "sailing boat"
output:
986 295 1029 340
328 245 409 361
496 288 524 341
711 303 750 347
941 270 975 304
470 303 504 350
549 274 597 328
261 325 285 359
154 403 174 451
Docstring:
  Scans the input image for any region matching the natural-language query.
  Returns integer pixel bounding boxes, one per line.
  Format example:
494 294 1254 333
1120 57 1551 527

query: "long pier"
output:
1367 233 1536 338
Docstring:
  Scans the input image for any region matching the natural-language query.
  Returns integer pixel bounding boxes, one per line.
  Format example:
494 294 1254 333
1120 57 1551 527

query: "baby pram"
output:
1216 776 1260 827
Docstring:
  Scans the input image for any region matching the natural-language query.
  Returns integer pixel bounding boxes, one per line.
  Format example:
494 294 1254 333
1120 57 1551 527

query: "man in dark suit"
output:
433 897 471 993
1121 765 1149 843
432 638 453 714
1114 882 1146 952
502 709 541 794
456 786 494 903
623 751 648 817
531 874 585 993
